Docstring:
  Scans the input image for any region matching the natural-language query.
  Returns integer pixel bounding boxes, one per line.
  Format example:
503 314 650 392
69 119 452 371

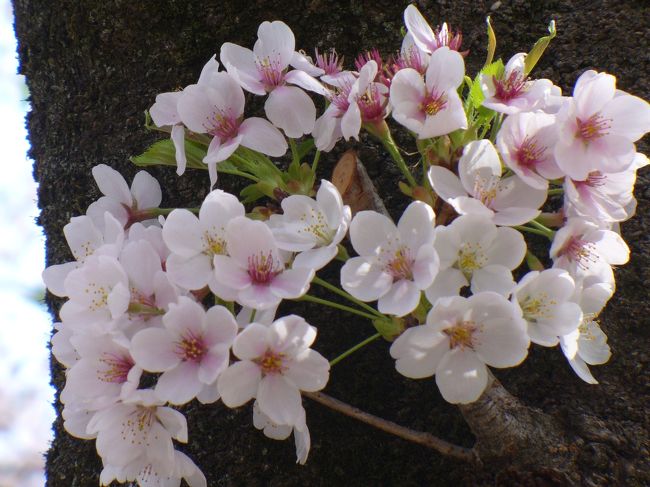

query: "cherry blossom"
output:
550 217 629 281
496 112 563 190
163 189 245 297
340 201 439 317
427 214 526 302
512 269 582 346
218 315 329 425
268 179 351 270
212 216 314 310
403 5 464 55
390 292 529 404
554 70 650 181
177 71 287 186
253 400 311 464
130 297 238 405
220 21 327 137
428 140 547 226
86 164 162 230
390 46 467 139
481 53 554 114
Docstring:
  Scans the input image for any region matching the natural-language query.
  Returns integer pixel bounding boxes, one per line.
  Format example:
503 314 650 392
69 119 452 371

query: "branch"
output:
304 391 478 463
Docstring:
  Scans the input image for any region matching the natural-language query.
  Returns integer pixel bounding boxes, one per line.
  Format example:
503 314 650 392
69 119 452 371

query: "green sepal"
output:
524 20 557 75
372 316 405 342
484 16 497 69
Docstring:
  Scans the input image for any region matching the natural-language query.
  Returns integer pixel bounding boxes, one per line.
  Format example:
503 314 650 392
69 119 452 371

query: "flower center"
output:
85 282 109 311
256 55 285 90
299 209 334 246
257 350 286 375
516 136 547 168
204 232 227 256
472 174 501 207
457 242 487 276
176 331 206 363
493 70 528 102
207 110 241 140
394 46 426 75
384 246 414 281
358 84 386 122
315 48 341 75
98 352 134 383
247 251 282 285
421 91 447 116
444 320 478 350
520 293 555 322
558 236 599 269
575 113 610 142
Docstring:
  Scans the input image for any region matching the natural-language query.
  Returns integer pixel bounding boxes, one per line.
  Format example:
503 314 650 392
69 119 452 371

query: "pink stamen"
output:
175 329 206 363
256 54 285 90
98 352 134 383
493 70 528 102
420 91 447 116
247 251 281 285
516 136 547 168
576 113 610 142
315 48 342 75
384 247 414 281
559 236 599 269
358 84 387 122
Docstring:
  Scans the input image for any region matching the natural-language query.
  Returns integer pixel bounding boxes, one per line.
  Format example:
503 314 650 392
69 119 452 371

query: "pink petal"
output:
156 362 203 405
265 86 316 138
130 328 179 372
257 374 302 425
217 360 262 407
284 349 329 391
92 164 132 206
239 117 288 157
435 349 489 404
233 323 270 360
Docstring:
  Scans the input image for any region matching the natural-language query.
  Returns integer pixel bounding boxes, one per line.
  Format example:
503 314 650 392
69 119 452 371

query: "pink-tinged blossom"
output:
213 216 314 309
220 21 327 138
268 179 351 270
389 47 467 139
496 112 563 190
59 255 130 332
177 72 287 187
61 334 142 410
87 391 188 480
550 217 629 282
43 212 124 297
390 33 430 76
554 70 650 180
390 292 529 404
87 164 162 230
253 400 311 465
130 297 238 405
564 166 638 223
149 55 221 176
481 53 554 115
427 215 526 302
428 140 547 226
217 315 329 426
100 450 206 487
512 269 582 346
559 276 614 384
403 5 464 55
163 189 245 298
340 201 439 317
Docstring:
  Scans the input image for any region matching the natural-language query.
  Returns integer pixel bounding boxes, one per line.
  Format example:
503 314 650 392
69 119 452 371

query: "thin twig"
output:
304 391 478 463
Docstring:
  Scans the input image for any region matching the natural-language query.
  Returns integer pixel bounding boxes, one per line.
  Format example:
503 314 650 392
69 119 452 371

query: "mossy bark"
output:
14 0 649 485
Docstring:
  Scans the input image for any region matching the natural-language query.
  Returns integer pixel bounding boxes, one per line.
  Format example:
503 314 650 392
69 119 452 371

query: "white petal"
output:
92 164 132 206
340 257 393 301
233 323 270 360
435 349 489 404
284 349 330 391
155 362 203 405
257 375 302 425
217 361 262 408
265 86 316 138
130 328 179 372
349 210 396 256
131 170 162 210
378 280 421 317
239 117 288 157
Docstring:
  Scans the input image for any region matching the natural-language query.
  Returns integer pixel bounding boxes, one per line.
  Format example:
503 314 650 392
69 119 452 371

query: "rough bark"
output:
14 0 649 485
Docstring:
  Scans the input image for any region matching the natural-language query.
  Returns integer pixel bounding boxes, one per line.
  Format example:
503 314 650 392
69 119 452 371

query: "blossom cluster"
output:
44 4 649 484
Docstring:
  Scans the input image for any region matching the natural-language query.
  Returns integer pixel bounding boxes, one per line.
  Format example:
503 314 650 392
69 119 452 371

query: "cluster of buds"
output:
44 4 649 485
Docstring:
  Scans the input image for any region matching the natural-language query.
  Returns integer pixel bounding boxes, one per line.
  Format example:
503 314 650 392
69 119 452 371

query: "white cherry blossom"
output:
212 216 314 309
554 70 650 180
390 46 467 139
496 112 563 190
429 140 547 226
427 214 526 302
253 400 311 465
177 71 287 186
481 53 554 114
340 201 439 317
512 269 582 346
130 297 238 405
87 164 162 230
268 179 351 270
218 315 329 426
220 21 327 137
163 189 244 298
390 292 529 404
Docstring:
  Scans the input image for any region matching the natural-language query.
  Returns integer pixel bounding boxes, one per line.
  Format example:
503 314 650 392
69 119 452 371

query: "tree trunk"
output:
14 0 649 485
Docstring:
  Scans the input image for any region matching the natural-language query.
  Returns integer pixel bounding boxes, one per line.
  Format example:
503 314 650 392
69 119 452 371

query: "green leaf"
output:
130 138 207 170
524 20 557 75
468 59 504 110
297 138 315 160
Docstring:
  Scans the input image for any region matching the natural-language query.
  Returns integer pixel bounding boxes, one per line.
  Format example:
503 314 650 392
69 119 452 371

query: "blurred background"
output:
0 1 55 486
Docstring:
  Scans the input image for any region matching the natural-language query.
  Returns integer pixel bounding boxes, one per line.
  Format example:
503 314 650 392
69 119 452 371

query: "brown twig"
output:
304 391 478 463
